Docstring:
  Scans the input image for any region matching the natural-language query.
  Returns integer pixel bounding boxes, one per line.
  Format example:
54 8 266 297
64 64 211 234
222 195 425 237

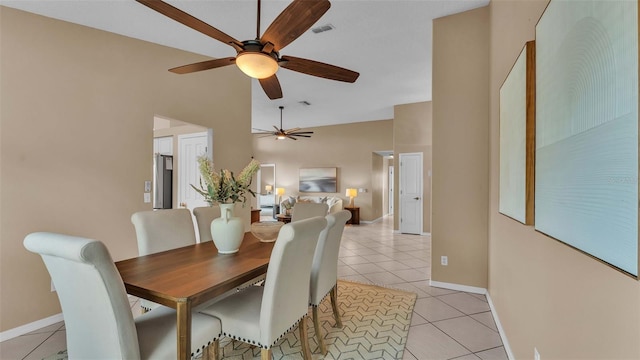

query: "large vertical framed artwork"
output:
535 0 639 276
500 41 536 225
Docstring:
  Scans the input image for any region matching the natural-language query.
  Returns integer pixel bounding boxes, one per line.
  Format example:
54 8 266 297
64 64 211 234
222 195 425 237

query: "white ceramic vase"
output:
210 203 244 254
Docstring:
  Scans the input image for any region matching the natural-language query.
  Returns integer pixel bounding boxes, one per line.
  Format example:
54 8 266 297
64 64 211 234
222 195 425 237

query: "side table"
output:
344 207 360 225
276 214 292 224
251 209 261 223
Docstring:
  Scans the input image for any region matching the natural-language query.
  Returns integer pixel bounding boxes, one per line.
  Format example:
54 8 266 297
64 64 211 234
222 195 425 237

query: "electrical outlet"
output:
144 180 152 192
144 192 151 203
441 256 448 266
534 347 540 360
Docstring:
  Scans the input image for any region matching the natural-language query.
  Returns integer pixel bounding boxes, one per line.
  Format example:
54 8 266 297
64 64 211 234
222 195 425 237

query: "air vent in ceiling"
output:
311 24 335 34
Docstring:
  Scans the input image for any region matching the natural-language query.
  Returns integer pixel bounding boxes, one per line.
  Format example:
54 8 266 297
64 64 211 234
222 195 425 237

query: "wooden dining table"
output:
115 232 275 360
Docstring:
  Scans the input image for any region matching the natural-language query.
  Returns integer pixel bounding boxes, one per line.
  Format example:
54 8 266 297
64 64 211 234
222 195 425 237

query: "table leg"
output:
176 301 192 360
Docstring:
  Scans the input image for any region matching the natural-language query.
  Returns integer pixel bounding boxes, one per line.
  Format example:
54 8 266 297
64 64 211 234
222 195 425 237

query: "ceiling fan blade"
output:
169 57 236 74
289 132 314 135
259 75 283 100
261 0 330 52
260 0 331 51
136 0 242 48
280 56 359 83
286 135 299 140
283 127 301 133
252 127 274 133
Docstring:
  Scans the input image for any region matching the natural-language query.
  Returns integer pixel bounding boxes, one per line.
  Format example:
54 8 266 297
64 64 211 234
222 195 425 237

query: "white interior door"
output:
389 165 394 215
178 132 209 212
399 153 423 234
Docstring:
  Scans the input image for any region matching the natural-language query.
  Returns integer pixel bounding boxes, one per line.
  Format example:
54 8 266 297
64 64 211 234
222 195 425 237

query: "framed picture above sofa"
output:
299 167 337 193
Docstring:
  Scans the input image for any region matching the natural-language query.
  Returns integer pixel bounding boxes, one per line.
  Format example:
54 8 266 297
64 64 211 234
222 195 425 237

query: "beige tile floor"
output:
0 215 508 360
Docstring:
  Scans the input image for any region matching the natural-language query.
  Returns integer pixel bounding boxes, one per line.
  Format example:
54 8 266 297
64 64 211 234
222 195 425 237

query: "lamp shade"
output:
276 188 285 196
265 185 273 192
235 52 279 79
345 188 358 198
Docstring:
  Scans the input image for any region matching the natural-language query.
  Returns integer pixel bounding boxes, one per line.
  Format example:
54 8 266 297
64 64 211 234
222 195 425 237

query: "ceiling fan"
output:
254 106 313 140
136 0 360 100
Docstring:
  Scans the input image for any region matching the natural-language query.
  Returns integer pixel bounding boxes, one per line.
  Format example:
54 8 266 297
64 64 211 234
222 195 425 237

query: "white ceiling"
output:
1 0 488 131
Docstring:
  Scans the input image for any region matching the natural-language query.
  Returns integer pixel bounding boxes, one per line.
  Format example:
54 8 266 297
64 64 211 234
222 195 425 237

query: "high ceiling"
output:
1 0 488 131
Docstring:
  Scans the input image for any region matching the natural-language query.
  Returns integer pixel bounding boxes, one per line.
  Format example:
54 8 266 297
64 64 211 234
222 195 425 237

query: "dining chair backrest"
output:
260 216 327 344
193 206 221 242
310 210 352 306
24 232 141 359
291 202 329 222
131 209 196 256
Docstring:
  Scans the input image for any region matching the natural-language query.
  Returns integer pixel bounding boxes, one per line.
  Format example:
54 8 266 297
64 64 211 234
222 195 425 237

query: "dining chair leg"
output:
299 316 313 360
204 339 219 360
330 285 342 328
312 306 327 355
260 348 272 360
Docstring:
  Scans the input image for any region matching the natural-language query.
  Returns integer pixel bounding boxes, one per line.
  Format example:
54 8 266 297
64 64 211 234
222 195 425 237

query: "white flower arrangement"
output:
191 156 260 206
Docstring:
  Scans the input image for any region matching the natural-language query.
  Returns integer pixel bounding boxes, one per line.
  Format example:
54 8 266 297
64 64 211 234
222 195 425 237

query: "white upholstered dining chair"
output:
193 206 221 242
291 202 329 222
23 232 221 360
131 209 196 311
199 216 327 360
309 210 352 354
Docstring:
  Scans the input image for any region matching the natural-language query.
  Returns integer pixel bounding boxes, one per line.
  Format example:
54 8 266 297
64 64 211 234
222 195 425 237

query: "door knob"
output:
179 202 187 207
413 197 420 200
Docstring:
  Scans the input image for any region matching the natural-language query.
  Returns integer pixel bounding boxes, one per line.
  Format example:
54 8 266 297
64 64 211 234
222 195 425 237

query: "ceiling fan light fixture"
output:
276 134 286 140
236 51 279 79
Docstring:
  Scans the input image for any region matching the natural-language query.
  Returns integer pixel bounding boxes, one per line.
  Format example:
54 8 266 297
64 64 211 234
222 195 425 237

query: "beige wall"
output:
251 120 393 221
393 101 432 233
0 7 252 331
488 0 640 358
431 7 490 288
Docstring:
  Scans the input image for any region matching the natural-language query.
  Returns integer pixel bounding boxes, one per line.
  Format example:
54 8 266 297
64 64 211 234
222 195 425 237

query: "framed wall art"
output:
535 0 638 276
499 40 536 225
299 167 337 193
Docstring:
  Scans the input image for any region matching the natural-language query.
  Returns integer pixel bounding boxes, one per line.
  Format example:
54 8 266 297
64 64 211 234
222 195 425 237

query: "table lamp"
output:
276 187 285 203
345 188 358 207
265 185 273 194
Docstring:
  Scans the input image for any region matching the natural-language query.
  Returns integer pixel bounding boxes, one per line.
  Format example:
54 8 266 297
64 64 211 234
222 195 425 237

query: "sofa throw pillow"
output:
320 197 328 204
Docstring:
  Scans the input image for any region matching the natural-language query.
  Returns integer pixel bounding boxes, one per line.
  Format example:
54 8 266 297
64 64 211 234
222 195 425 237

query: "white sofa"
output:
280 195 343 214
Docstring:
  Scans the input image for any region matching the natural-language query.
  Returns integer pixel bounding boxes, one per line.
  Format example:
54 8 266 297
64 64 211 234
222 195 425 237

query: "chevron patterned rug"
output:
44 280 416 360
215 280 417 360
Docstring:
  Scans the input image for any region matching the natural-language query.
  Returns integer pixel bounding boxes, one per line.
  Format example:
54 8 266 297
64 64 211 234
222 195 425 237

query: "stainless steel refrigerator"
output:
153 154 173 209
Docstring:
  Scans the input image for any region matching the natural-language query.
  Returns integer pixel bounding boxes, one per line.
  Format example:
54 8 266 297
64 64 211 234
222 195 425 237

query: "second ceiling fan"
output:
136 0 360 100
254 106 313 140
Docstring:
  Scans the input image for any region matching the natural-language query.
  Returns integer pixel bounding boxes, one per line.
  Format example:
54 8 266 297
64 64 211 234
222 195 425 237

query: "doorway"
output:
256 164 276 220
399 152 423 234
153 117 212 241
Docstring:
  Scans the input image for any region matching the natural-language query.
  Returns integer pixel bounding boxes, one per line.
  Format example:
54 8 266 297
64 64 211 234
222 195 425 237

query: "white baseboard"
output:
428 280 486 294
391 230 431 236
0 313 64 342
361 216 384 224
429 280 513 360
486 293 515 360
